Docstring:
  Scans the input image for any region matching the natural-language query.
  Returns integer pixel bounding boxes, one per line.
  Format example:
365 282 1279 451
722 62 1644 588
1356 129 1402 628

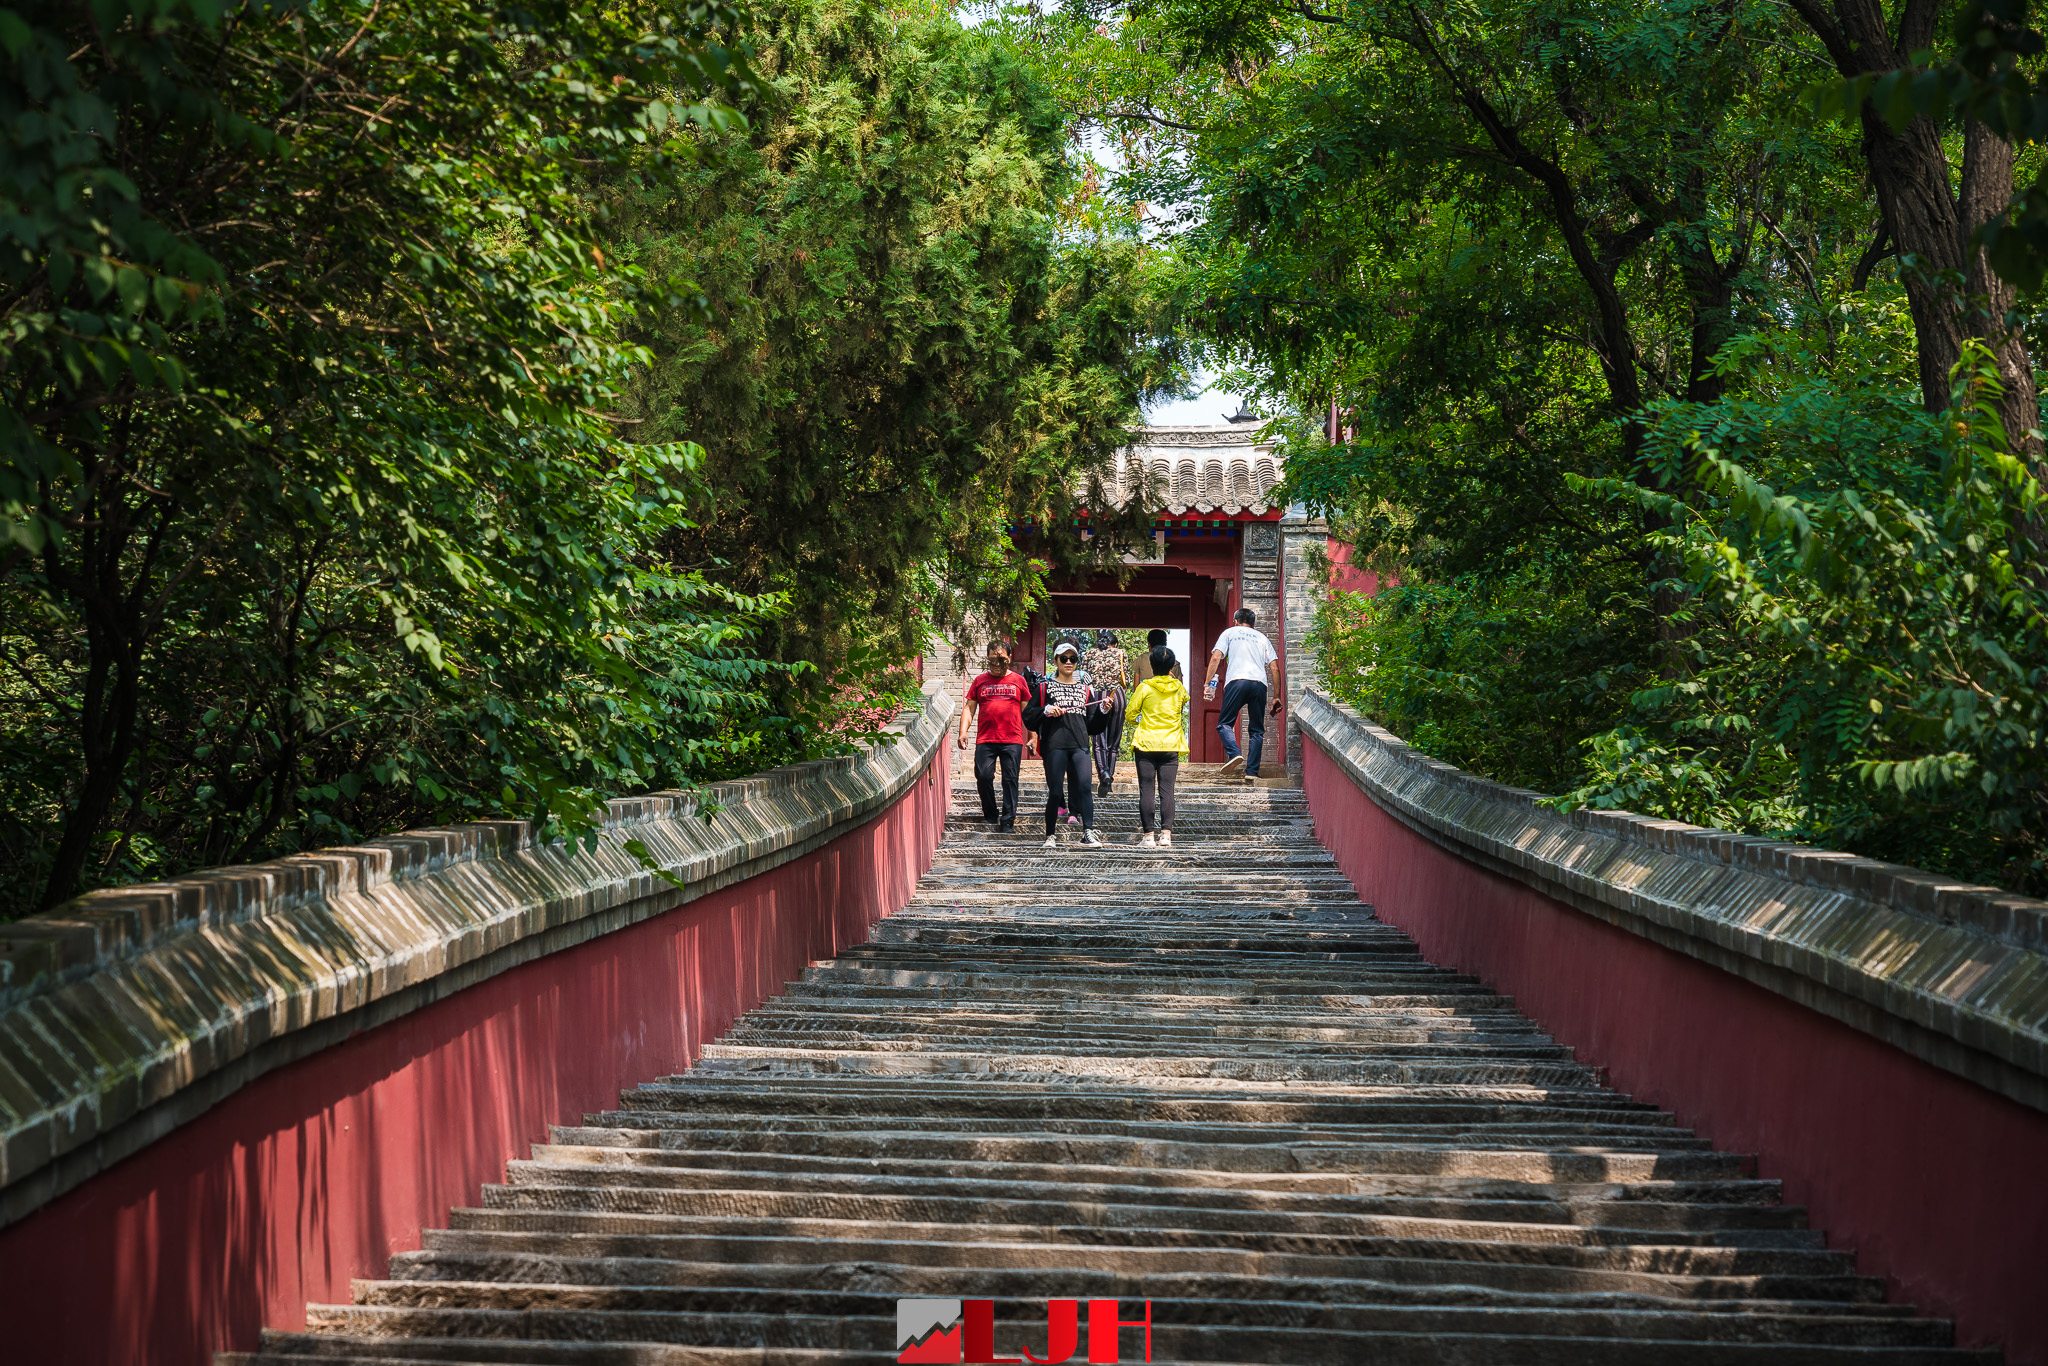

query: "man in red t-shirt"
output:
959 639 1032 831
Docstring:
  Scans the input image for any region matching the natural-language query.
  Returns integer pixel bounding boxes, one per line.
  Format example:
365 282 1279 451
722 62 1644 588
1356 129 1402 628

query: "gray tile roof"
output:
1110 423 1285 515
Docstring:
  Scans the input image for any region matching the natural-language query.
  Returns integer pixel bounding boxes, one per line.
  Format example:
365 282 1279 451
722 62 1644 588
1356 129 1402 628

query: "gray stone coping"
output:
1298 690 2048 1114
0 685 954 1223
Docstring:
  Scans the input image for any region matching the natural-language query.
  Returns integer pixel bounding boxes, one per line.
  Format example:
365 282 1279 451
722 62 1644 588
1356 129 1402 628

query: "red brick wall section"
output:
0 736 953 1366
1301 738 2048 1364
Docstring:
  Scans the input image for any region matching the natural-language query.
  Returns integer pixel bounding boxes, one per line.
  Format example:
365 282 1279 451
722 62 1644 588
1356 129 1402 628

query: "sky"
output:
1144 371 1249 427
956 6 1247 428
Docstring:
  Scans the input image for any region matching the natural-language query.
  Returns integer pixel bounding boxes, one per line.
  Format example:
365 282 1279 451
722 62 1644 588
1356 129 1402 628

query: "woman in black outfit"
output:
1028 639 1109 848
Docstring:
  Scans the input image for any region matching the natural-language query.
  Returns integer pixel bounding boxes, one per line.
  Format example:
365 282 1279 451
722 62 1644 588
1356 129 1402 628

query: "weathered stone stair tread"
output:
493 1162 1810 1233
707 1037 1568 1060
319 1288 1953 1344
600 1097 1690 1131
549 1121 1709 1149
377 1255 1901 1309
566 1126 1720 1163
724 1022 1546 1046
523 1147 1775 1201
469 1181 1819 1248
442 1215 1845 1273
278 1312 1994 1362
404 1230 1889 1299
266 786 1984 1364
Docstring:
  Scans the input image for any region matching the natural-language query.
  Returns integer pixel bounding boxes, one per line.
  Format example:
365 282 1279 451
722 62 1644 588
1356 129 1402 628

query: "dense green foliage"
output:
610 0 1183 692
1564 342 2048 886
0 0 791 916
0 0 1171 918
996 0 2048 891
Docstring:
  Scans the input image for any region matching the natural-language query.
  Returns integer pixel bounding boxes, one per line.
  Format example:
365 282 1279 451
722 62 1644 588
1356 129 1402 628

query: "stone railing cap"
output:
0 685 953 1207
1298 689 2048 1113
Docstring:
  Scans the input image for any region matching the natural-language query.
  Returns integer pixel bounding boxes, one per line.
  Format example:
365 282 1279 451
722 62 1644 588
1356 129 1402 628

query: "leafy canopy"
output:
0 0 789 914
612 0 1187 684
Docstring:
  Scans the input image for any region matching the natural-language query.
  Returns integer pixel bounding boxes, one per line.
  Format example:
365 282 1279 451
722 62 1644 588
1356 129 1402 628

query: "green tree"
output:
1790 0 2042 450
1562 341 2048 892
0 0 781 914
609 0 1187 687
993 0 2048 891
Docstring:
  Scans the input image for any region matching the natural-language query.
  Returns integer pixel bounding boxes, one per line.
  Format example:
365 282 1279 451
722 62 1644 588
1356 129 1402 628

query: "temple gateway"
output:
923 417 1349 773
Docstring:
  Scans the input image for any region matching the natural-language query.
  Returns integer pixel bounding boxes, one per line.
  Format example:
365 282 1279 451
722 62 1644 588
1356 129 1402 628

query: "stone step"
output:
405 1231 1890 1301
524 1144 1771 1200
567 1123 1716 1164
327 1287 1961 1346
383 1251 1896 1307
724 1020 1537 1045
494 1161 1806 1232
610 1090 1693 1134
603 1093 1693 1132
552 1121 1709 1153
264 784 1981 1365
863 930 1408 948
712 1032 1564 1059
467 1178 1827 1248
294 1304 1978 1359
442 1209 1852 1274
684 1051 1596 1091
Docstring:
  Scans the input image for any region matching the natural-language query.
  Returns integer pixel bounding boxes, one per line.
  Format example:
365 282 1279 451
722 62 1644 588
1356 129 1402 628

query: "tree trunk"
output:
1681 253 1738 406
1858 107 1970 411
1790 0 2041 459
1959 119 2042 451
38 609 143 910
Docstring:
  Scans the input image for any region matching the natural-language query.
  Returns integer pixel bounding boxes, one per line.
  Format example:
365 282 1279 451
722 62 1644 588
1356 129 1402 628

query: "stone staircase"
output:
966 759 1299 792
225 781 1994 1365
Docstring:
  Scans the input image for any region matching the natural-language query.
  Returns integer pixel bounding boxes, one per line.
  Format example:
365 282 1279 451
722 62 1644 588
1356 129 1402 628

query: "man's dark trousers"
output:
1216 679 1267 776
974 741 1023 824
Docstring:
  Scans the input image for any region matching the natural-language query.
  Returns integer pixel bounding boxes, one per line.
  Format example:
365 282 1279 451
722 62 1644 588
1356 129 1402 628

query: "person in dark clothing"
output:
958 639 1030 831
1027 639 1110 848
1084 628 1130 796
1202 606 1280 780
1145 627 1182 681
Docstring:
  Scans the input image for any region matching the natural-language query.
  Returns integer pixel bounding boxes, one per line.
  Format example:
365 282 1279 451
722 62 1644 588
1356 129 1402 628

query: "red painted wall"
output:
1301 738 2048 1363
0 738 953 1366
1323 538 1385 597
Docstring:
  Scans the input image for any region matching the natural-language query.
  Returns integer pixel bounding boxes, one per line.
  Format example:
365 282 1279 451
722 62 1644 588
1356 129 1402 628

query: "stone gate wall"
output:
1278 512 1328 770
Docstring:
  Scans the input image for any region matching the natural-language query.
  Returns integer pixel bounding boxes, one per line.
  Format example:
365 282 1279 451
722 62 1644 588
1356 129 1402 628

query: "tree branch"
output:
1101 106 1213 134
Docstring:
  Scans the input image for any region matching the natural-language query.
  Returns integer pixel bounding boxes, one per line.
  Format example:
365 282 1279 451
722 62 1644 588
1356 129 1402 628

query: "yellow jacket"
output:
1126 674 1188 754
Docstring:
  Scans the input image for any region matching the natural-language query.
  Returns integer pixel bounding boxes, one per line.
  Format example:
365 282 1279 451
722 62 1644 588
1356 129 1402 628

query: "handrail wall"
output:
1298 689 2048 1363
0 684 954 1365
0 684 954 1228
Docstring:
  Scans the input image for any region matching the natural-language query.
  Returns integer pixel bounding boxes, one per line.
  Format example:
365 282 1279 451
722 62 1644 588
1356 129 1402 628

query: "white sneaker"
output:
1042 834 1059 849
1158 830 1173 847
1080 829 1103 847
1219 755 1246 777
1138 831 1156 847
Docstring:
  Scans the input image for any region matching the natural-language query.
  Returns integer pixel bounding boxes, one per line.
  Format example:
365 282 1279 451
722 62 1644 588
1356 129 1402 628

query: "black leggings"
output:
1134 750 1178 832
1042 747 1095 833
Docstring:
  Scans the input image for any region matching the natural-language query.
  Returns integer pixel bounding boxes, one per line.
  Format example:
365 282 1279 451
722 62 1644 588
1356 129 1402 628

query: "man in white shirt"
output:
1202 607 1281 780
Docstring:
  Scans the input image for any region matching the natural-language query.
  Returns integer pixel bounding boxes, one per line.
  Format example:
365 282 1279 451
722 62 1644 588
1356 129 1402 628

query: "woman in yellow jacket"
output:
1125 646 1189 847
